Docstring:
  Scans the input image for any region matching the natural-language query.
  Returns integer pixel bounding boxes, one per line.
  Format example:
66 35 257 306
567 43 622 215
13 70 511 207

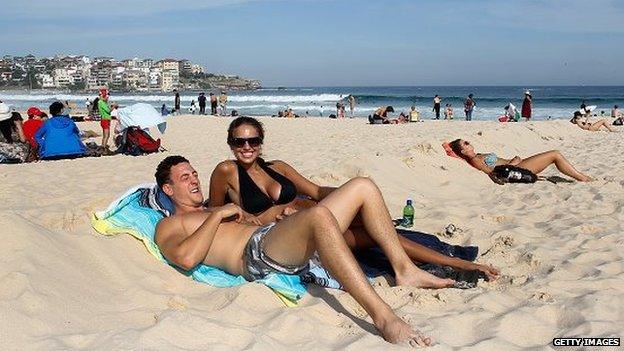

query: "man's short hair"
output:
49 101 64 116
155 155 190 188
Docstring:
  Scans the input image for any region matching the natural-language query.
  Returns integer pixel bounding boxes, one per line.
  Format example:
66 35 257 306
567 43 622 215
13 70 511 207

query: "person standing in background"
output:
464 93 476 121
219 91 228 116
348 95 356 118
174 89 181 115
521 91 532 121
210 93 218 115
433 95 442 119
97 88 112 151
197 92 207 115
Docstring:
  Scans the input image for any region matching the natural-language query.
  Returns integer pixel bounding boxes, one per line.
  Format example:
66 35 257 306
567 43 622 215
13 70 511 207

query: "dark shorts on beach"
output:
243 222 309 281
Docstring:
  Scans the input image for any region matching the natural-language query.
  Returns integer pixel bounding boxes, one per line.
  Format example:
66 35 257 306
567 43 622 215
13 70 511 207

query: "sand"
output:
1 116 623 350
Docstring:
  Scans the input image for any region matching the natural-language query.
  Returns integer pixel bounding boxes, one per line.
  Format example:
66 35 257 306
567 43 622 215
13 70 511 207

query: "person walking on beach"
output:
97 88 113 152
433 95 442 119
464 94 476 121
174 89 181 115
219 91 228 116
521 91 532 121
198 93 206 115
348 95 356 118
210 93 218 115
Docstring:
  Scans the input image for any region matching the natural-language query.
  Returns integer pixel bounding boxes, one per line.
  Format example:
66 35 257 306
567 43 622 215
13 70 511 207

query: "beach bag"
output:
492 165 537 184
119 126 162 156
613 118 623 126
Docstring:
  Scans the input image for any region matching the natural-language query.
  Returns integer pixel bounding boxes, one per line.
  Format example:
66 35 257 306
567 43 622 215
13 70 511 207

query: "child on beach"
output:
409 106 420 122
444 104 453 120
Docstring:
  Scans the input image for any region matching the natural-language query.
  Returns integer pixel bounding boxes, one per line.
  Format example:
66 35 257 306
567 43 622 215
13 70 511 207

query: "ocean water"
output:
1 86 622 120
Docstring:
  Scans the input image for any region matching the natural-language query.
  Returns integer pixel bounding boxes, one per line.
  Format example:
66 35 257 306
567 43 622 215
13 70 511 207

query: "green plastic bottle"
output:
402 199 414 227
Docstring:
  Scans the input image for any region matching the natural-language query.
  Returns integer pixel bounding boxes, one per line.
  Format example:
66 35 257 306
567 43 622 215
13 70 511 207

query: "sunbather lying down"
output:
448 139 592 183
571 111 617 132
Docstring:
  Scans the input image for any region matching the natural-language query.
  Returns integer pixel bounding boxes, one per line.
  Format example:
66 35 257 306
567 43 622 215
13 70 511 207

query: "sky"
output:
1 0 623 86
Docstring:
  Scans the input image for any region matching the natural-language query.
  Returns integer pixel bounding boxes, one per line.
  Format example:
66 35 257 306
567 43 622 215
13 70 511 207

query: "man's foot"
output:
396 266 455 289
376 316 433 347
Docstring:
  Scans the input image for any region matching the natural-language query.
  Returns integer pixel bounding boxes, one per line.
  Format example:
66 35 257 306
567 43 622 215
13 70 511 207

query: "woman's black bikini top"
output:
236 159 297 214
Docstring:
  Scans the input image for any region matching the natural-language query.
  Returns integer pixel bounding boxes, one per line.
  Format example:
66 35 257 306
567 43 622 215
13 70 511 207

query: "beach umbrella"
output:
117 103 167 133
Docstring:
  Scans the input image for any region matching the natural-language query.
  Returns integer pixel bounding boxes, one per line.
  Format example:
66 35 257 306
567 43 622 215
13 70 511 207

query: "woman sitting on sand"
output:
570 111 616 132
208 116 500 280
448 139 592 182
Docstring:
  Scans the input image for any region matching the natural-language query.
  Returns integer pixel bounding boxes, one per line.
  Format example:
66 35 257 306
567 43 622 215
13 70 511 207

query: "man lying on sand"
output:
154 155 455 347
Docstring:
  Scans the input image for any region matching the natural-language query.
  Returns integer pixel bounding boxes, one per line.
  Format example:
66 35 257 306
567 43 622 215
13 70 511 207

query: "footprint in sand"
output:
482 235 514 256
409 143 434 155
530 291 555 303
519 251 540 268
167 296 189 311
580 225 601 234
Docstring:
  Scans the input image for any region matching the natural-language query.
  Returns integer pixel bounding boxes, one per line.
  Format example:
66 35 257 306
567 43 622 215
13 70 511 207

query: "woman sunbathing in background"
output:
571 111 616 132
207 116 500 281
448 139 592 182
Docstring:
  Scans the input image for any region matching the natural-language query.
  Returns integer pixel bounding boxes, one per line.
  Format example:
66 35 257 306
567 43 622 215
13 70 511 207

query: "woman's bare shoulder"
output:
213 160 237 174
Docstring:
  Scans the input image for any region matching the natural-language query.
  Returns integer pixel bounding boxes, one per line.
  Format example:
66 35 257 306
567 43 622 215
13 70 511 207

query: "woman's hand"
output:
276 206 298 221
473 263 500 281
242 213 263 226
216 203 244 223
489 173 506 185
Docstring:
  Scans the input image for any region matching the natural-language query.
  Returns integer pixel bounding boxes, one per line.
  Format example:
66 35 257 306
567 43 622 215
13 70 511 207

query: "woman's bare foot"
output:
578 174 593 182
376 316 433 347
396 266 455 288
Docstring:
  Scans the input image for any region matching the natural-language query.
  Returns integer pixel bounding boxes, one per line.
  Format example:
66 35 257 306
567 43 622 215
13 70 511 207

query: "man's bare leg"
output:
261 206 432 347
318 177 454 288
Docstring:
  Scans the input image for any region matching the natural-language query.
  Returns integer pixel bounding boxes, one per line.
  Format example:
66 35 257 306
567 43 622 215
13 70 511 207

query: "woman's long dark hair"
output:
227 116 265 145
449 139 471 161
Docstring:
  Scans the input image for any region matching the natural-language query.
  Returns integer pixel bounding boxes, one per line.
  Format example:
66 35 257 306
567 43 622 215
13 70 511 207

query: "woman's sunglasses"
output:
229 137 263 148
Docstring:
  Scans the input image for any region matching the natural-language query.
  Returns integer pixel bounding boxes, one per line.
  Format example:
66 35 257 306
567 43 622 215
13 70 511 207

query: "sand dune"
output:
1 117 622 350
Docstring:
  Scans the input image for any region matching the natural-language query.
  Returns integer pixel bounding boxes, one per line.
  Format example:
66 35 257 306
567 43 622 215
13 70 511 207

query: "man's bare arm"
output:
156 204 242 270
